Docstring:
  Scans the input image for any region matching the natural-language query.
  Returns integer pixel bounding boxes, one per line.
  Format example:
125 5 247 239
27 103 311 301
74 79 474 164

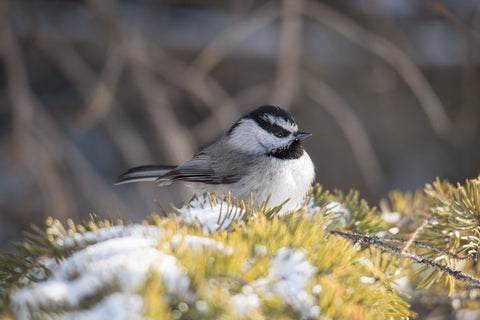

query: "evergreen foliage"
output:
0 177 479 319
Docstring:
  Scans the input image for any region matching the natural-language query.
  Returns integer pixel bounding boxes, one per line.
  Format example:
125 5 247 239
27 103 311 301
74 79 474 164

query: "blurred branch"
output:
32 33 157 164
80 45 124 125
0 9 129 219
33 31 162 205
431 1 480 39
187 1 281 139
432 1 480 138
33 34 124 128
1 6 72 220
128 48 196 164
270 0 302 108
304 72 386 191
303 0 453 138
2 0 478 234
191 1 279 76
85 0 196 164
84 0 251 144
133 42 238 144
234 81 272 109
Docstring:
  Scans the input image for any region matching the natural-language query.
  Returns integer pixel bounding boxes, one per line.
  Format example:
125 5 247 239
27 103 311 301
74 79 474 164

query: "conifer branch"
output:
380 237 474 261
331 230 480 287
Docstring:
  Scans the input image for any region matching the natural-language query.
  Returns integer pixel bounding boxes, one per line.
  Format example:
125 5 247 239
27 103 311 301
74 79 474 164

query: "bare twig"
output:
128 55 196 164
32 32 155 163
331 230 480 287
303 1 453 138
30 30 159 206
85 0 196 164
0 12 129 219
431 1 480 39
270 0 302 108
304 72 386 191
191 1 279 76
233 81 272 109
133 42 239 144
379 236 472 261
400 219 428 255
87 0 242 138
1 8 73 221
33 35 124 128
80 45 124 125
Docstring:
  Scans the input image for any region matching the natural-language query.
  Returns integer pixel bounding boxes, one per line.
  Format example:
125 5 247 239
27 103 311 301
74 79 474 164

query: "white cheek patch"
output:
228 119 294 154
228 119 267 154
259 131 290 151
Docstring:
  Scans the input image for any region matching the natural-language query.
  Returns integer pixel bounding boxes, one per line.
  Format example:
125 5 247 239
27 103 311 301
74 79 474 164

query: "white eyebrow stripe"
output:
261 114 298 132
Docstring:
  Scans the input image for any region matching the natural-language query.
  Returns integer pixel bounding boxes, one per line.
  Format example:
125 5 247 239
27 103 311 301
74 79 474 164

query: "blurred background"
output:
1 0 479 248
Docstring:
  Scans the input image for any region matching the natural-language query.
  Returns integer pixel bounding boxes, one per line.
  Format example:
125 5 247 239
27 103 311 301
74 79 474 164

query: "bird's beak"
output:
295 131 312 139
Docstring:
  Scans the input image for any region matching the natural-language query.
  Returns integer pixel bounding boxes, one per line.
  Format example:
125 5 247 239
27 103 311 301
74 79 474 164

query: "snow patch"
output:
58 224 164 248
251 247 318 318
381 211 401 223
304 199 351 226
231 293 260 317
10 225 189 320
177 195 245 233
171 233 230 253
55 294 145 320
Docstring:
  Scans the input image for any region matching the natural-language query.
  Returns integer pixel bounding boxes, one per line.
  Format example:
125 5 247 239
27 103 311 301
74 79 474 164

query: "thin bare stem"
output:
191 1 279 75
303 1 452 138
304 72 386 191
86 0 196 164
80 45 125 125
270 0 303 108
331 230 480 287
0 15 129 219
400 219 428 255
31 31 158 206
1 12 73 220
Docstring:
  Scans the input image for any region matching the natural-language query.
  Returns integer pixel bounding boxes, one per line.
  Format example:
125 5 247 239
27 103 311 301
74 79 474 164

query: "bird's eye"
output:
274 130 289 138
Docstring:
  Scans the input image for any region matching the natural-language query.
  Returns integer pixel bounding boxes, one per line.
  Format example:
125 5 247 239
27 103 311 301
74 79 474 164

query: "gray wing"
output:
156 141 252 185
116 165 177 185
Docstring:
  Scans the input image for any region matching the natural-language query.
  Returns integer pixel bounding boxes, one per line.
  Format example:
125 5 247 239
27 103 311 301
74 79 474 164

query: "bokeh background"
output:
1 0 479 252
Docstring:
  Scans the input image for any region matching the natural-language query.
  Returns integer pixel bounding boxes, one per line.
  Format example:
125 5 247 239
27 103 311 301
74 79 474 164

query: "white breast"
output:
261 152 316 213
192 152 315 214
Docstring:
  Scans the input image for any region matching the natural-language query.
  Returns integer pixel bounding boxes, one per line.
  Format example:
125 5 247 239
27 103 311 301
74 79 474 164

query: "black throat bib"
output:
268 139 304 160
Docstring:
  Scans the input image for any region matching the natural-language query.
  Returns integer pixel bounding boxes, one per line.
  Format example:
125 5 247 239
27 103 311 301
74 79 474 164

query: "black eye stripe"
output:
254 119 291 137
271 125 290 138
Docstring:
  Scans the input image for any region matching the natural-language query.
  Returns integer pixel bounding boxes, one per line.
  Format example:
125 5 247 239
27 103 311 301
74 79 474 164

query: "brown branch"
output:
303 1 453 138
331 230 480 287
127 56 196 164
303 72 386 191
400 219 428 255
191 1 279 76
270 0 302 108
1 7 73 221
30 30 159 206
85 0 196 165
79 45 124 125
0 10 130 219
33 35 124 128
379 236 473 261
133 41 240 145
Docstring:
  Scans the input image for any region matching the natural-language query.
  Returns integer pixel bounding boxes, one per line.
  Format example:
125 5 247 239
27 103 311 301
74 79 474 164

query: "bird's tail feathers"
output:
115 165 177 185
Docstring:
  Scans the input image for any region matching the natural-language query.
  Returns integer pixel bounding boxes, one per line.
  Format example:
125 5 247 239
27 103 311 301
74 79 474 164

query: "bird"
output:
115 105 315 212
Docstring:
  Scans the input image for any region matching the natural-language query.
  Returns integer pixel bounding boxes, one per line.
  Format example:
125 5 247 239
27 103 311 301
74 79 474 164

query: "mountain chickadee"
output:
116 105 315 212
